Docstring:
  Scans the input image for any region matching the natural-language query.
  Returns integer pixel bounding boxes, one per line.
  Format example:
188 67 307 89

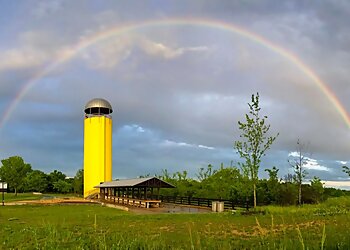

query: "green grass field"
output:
2 193 79 203
2 193 44 202
0 197 350 249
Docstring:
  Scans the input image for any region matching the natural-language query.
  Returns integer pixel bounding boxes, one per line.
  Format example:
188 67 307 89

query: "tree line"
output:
0 156 83 196
157 163 350 206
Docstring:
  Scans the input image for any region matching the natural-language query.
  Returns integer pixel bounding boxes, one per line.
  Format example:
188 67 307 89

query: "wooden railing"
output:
156 195 251 210
100 194 161 208
99 192 253 210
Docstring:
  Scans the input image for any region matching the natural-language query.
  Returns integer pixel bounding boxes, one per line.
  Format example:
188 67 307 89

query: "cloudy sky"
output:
0 0 349 188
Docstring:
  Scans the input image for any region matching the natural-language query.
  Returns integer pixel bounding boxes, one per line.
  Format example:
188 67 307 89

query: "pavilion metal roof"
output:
94 177 175 188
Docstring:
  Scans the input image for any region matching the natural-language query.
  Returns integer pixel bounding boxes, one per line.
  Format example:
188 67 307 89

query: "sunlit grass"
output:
0 197 349 249
2 193 44 202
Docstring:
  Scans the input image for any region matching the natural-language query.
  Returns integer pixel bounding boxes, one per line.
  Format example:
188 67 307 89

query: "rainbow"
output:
1 17 349 130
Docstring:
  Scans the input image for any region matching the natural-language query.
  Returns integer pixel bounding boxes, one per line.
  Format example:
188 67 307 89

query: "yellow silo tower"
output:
84 98 113 198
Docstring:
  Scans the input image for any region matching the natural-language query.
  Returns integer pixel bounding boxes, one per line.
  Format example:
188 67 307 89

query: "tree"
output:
48 170 66 192
25 170 48 193
342 166 350 176
197 164 215 181
288 139 308 205
0 156 32 196
310 176 324 203
53 180 72 193
203 165 241 200
265 166 280 204
278 182 298 205
234 93 279 208
48 170 66 182
73 169 84 195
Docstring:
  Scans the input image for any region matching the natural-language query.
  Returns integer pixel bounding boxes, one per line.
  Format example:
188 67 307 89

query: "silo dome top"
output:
84 98 113 115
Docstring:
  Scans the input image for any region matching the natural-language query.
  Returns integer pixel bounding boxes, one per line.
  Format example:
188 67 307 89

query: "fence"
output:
156 195 251 210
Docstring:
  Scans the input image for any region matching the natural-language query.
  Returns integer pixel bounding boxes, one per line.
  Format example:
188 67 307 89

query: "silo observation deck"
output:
84 98 113 118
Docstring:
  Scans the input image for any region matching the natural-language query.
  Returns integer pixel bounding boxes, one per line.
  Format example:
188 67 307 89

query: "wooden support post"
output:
144 187 147 199
151 187 154 199
157 187 160 199
127 188 129 204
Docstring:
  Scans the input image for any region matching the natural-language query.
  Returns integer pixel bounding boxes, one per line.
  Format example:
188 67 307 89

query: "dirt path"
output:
5 197 98 205
5 198 212 214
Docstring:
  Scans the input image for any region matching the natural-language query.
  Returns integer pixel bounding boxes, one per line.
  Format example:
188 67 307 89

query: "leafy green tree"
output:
159 169 193 197
25 170 48 193
204 165 241 199
256 179 269 204
53 180 72 193
49 170 66 182
48 170 66 192
171 171 196 197
310 176 324 203
324 187 348 198
236 174 253 204
265 166 280 204
73 169 84 195
197 164 215 181
278 182 298 205
0 156 32 196
234 93 279 208
342 166 350 176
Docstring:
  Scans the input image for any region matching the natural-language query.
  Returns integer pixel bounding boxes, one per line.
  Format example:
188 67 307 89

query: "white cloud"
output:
0 48 48 71
198 145 215 150
136 126 145 133
162 140 192 147
162 140 214 150
288 152 331 172
140 38 208 59
0 31 72 71
288 151 300 158
81 35 134 69
337 160 348 165
304 158 330 172
122 124 146 133
81 35 209 69
323 181 350 190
